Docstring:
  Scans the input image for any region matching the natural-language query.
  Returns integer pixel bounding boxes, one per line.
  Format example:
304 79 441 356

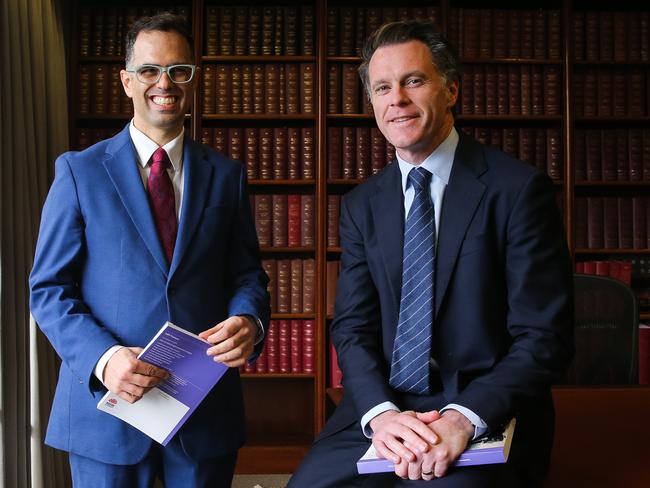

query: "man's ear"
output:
120 69 133 98
446 80 459 108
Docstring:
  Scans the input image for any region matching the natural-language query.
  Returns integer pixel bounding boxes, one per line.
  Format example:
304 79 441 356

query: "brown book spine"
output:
629 129 643 181
473 66 485 114
228 128 244 163
632 197 648 249
287 195 301 248
273 128 287 179
300 5 315 55
644 129 650 180
302 259 315 314
544 66 560 116
613 12 627 62
326 261 339 317
274 7 284 56
78 65 91 115
573 11 585 62
302 320 315 374
519 128 533 165
301 127 315 180
300 195 315 247
485 66 497 115
355 8 365 57
585 12 599 61
278 320 290 372
78 7 91 57
343 127 356 179
530 66 544 116
327 195 341 248
546 128 561 181
327 8 338 56
244 128 259 180
342 64 359 114
91 7 104 57
204 6 219 55
520 65 531 116
277 260 291 313
214 128 228 154
520 10 534 59
328 64 341 114
493 10 507 58
202 64 215 114
266 320 279 373
479 9 493 58
597 69 613 117
255 195 272 247
613 71 626 117
603 197 618 249
586 130 602 181
508 10 521 58
574 130 586 181
77 128 91 150
503 128 518 158
534 129 547 175
264 64 280 114
300 64 315 114
92 64 108 115
287 128 301 180
628 69 645 116
239 64 252 114
328 127 342 179
245 7 260 56
600 11 614 62
533 10 546 60
103 10 117 56
252 64 265 114
232 7 247 56
508 66 521 115
261 7 274 56
216 65 231 114
616 129 629 182
262 260 277 313
371 128 387 175
497 66 508 115
339 8 354 56
548 10 561 59
219 7 234 56
285 63 300 114
618 198 633 249
290 320 302 373
448 8 460 50
290 258 303 314
460 68 473 115
572 71 584 117
356 127 370 180
640 13 650 62
628 13 641 62
366 8 382 40
259 128 273 180
587 197 604 249
278 63 286 115
201 128 213 148
575 197 587 249
601 129 616 181
583 69 597 117
272 195 288 247
230 64 242 114
463 9 479 58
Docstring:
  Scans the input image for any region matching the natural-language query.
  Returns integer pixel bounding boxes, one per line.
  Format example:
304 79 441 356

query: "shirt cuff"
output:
241 315 265 345
93 345 124 386
440 404 488 440
360 402 400 438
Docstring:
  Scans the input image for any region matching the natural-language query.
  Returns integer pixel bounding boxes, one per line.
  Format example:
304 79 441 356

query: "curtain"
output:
1 0 70 486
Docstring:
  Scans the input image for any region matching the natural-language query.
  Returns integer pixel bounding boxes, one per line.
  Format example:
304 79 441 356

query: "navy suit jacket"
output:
29 125 270 465
327 131 573 477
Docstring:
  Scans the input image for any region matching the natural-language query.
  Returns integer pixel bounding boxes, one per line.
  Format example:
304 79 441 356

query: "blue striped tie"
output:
389 167 435 394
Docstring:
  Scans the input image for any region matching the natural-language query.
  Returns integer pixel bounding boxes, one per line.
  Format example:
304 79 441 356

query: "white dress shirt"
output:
360 127 488 440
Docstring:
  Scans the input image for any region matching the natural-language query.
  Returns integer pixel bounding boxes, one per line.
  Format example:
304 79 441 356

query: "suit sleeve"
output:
331 195 399 418
225 164 271 359
29 156 119 394
450 171 574 429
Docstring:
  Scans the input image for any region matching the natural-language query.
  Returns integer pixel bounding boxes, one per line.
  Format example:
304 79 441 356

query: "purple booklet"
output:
97 322 228 445
357 418 516 474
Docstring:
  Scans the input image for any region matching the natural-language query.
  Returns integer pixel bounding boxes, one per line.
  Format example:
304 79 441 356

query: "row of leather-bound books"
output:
574 129 650 182
573 68 650 118
262 259 315 315
575 197 650 250
202 63 315 115
251 195 315 249
242 319 315 375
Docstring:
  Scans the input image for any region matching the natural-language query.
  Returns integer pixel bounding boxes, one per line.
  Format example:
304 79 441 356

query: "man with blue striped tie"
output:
289 20 573 488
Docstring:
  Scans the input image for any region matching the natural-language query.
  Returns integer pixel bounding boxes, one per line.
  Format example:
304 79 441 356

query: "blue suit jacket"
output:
29 126 270 465
327 132 574 478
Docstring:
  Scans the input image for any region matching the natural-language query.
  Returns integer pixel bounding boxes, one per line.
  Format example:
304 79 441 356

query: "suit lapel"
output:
169 139 213 277
370 162 404 314
435 133 487 314
103 128 169 276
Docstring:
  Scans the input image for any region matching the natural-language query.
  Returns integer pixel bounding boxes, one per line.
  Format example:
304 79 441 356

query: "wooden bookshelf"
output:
67 0 650 474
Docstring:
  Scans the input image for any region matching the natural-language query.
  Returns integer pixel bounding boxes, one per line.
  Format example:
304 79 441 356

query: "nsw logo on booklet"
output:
104 398 118 409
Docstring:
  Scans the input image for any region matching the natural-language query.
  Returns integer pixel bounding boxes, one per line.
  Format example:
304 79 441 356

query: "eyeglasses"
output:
126 64 196 84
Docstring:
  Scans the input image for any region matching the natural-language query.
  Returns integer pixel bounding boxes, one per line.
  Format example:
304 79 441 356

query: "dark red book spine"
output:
287 195 301 248
278 320 290 373
277 260 291 314
301 195 315 247
328 127 342 179
290 258 303 314
290 320 302 373
266 320 279 373
302 320 315 374
273 128 287 180
254 195 272 247
272 195 288 247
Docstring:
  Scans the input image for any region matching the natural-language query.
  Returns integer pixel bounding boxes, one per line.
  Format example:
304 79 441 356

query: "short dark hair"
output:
125 13 194 66
359 20 459 98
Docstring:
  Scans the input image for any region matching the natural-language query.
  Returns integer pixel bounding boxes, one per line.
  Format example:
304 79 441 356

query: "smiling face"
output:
368 40 458 164
120 29 194 145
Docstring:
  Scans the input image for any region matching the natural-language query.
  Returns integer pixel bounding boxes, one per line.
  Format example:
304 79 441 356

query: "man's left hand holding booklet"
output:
97 322 228 445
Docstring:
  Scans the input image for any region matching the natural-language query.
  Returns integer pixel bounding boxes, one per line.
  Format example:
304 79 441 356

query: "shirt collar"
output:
129 120 184 172
397 126 458 192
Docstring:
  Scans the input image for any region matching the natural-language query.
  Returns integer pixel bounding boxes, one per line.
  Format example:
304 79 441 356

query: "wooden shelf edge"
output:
202 55 317 62
259 247 316 253
203 114 316 120
249 179 316 186
575 249 650 254
241 373 316 379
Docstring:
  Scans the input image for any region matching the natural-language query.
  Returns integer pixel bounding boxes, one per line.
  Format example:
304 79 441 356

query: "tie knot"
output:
409 167 431 191
151 147 170 168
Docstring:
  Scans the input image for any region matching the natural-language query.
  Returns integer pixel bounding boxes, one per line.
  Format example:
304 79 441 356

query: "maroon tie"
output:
148 147 177 264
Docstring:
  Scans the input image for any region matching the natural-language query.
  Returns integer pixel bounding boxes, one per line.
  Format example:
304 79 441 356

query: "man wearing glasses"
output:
29 13 269 487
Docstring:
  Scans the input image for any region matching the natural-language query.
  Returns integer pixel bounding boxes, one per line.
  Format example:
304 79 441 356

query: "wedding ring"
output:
422 471 434 476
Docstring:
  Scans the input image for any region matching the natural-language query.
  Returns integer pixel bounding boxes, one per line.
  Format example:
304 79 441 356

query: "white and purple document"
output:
97 322 228 445
357 418 516 474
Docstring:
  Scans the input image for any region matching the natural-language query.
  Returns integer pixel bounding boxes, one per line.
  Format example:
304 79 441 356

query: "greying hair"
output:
125 13 194 67
358 20 459 98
